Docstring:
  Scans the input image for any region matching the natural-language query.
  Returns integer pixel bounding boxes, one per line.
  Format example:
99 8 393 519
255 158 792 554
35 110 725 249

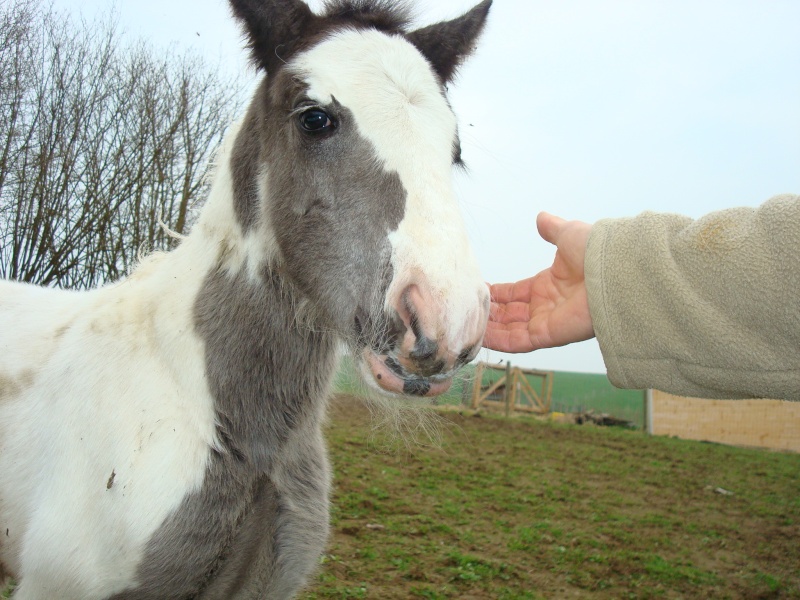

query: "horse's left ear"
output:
229 0 318 74
406 0 492 84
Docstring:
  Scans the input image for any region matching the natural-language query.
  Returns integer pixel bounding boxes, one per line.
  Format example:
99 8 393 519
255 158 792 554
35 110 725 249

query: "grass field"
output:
303 395 800 599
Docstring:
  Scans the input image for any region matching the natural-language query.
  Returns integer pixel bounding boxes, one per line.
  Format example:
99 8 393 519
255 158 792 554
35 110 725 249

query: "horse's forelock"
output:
320 0 414 33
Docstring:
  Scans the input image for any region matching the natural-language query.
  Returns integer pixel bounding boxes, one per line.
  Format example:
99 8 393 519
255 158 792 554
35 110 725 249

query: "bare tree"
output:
0 0 243 288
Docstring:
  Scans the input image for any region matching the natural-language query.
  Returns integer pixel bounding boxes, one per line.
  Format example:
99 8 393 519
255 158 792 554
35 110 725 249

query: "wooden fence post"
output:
471 362 485 410
504 362 512 418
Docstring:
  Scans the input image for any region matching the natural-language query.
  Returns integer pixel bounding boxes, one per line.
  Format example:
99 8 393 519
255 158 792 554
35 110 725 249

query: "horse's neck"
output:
127 123 339 465
188 115 278 277
193 261 338 466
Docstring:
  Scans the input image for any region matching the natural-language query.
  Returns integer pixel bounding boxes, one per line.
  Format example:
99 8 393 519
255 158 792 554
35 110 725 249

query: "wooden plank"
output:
470 362 485 409
516 367 552 377
518 372 543 412
545 372 553 413
477 375 507 406
510 404 541 414
505 363 513 417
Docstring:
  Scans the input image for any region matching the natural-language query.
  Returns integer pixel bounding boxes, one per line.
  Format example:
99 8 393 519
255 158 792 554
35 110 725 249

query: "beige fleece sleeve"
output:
585 194 800 401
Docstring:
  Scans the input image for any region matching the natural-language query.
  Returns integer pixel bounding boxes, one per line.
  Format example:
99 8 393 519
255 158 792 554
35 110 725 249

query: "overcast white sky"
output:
53 0 800 374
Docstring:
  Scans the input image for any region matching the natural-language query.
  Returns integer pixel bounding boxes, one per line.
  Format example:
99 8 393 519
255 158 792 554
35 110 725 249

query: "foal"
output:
0 0 492 597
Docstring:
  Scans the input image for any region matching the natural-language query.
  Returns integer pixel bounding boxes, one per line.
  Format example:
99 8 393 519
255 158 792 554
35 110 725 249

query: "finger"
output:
488 282 517 304
482 325 510 352
489 279 534 304
483 322 536 353
536 212 567 246
489 300 532 324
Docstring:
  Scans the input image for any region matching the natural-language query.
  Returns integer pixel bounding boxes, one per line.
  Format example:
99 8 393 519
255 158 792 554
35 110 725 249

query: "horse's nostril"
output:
456 343 479 368
457 347 472 366
410 335 437 362
408 336 446 377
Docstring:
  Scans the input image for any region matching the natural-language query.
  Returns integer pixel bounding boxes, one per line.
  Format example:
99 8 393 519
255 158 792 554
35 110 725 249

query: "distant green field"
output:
544 370 645 428
335 359 646 428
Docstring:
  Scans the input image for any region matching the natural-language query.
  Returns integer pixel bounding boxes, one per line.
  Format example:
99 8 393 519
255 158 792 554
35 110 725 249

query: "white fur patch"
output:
194 118 281 281
0 243 220 597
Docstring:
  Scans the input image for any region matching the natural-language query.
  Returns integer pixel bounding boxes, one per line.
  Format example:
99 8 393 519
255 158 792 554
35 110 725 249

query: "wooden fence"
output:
471 362 553 416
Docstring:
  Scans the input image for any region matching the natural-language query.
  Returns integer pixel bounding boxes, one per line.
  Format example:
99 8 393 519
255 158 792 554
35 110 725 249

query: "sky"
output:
52 0 800 374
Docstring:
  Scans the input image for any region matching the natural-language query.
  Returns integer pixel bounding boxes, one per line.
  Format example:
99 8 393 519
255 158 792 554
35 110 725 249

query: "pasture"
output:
303 395 800 599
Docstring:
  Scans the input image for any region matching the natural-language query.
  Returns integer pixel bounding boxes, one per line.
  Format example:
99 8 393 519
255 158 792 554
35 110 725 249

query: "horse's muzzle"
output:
363 349 455 397
361 277 487 397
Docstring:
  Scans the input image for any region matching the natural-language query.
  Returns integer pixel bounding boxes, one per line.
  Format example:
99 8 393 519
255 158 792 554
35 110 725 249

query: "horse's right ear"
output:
229 0 317 74
407 0 492 84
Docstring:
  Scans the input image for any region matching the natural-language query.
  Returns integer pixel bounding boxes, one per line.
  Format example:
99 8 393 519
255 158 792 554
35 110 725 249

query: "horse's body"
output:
0 1 492 598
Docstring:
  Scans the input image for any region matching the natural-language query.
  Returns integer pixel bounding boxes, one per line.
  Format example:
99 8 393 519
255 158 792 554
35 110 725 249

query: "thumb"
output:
536 212 567 246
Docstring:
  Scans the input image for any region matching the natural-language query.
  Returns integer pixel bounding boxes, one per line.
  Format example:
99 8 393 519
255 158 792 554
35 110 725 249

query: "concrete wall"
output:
648 390 800 453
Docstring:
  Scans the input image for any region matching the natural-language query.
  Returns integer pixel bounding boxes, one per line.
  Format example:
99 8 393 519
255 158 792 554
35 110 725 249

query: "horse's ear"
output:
229 0 317 73
406 0 492 84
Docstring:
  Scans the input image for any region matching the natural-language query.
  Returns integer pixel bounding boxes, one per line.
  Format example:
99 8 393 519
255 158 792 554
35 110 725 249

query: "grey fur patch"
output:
256 71 407 341
110 268 336 599
230 103 264 233
231 79 408 333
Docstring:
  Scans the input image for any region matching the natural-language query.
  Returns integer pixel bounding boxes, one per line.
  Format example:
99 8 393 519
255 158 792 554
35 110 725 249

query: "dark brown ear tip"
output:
471 0 493 28
405 0 492 84
228 0 317 74
467 0 492 21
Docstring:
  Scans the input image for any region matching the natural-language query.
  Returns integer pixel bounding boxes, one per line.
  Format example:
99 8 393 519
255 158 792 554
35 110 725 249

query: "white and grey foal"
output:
0 0 492 597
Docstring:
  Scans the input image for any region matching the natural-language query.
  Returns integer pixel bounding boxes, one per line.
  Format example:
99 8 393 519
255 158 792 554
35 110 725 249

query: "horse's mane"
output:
321 0 415 33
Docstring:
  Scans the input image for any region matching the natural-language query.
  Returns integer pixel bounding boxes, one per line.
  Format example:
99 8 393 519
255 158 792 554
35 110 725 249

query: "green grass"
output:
303 395 800 599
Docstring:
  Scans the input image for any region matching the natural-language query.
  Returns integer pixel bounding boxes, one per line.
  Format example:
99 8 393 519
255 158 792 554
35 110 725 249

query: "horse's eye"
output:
299 109 334 134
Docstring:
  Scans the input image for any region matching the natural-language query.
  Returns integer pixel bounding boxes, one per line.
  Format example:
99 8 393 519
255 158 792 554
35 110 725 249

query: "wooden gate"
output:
470 362 553 416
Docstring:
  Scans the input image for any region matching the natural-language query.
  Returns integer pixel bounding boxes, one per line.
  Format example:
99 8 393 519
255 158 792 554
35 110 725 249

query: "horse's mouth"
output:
363 349 454 397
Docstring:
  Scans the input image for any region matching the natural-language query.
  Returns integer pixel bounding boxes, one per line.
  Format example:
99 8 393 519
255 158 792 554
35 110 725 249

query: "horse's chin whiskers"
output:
362 392 445 451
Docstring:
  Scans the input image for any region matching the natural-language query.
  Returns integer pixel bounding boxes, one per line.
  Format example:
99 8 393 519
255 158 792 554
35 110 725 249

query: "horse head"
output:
229 0 492 397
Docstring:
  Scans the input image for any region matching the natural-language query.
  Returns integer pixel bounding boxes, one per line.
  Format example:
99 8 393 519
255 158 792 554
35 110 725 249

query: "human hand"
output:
483 212 595 353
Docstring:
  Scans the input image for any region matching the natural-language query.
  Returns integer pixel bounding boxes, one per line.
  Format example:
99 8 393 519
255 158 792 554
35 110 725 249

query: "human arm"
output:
587 194 800 401
484 195 800 401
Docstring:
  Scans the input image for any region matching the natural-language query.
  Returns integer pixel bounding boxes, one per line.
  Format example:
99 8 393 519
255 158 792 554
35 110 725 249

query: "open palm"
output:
484 213 595 353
